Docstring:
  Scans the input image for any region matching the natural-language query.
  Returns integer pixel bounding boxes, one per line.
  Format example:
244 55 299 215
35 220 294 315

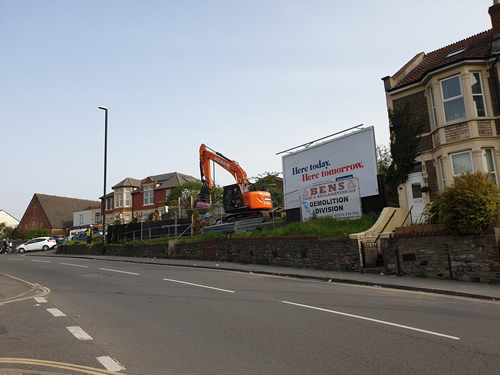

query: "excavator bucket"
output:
196 201 210 213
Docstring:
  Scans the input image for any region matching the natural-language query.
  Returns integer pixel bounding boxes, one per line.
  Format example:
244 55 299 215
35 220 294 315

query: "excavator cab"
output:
223 184 246 213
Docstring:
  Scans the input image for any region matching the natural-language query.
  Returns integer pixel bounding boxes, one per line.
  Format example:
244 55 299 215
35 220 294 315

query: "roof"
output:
112 177 142 189
35 194 101 229
389 29 493 91
132 172 200 194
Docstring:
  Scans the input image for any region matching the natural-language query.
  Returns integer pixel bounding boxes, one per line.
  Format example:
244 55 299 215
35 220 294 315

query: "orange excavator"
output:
197 144 273 218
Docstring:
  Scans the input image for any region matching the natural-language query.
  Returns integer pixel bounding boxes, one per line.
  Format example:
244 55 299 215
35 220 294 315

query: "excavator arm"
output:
199 143 249 190
197 144 272 214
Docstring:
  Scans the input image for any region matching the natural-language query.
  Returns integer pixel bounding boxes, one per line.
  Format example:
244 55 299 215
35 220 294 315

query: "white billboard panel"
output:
300 178 362 220
282 126 378 210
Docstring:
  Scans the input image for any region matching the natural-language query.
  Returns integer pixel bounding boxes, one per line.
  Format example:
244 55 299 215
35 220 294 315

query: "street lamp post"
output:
98 106 108 255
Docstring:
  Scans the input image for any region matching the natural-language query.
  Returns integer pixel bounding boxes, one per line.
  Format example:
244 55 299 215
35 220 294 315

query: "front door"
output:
406 172 426 224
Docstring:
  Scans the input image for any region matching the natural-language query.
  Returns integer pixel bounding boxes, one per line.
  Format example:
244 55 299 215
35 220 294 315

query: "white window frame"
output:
470 72 487 117
482 148 497 184
439 157 446 188
143 185 154 205
440 75 466 123
430 86 438 128
450 151 474 176
125 188 131 207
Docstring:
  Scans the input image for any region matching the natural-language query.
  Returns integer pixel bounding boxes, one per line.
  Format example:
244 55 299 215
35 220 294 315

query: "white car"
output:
16 237 57 253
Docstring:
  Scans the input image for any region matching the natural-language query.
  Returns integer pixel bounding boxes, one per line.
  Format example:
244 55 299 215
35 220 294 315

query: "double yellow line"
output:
0 273 51 305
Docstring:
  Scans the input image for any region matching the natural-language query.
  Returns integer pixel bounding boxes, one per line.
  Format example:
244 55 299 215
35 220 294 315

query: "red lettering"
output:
319 186 326 194
328 184 336 192
310 187 318 195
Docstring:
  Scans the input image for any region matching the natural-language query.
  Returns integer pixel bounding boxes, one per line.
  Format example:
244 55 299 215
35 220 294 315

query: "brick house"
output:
382 0 500 222
103 172 199 224
19 193 101 234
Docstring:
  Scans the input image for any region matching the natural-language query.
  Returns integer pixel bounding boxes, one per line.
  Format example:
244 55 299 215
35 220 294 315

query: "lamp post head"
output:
98 106 108 111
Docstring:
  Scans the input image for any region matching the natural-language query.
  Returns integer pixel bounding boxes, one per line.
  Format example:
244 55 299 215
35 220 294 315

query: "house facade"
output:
0 210 19 228
103 172 199 224
19 194 101 234
382 0 500 222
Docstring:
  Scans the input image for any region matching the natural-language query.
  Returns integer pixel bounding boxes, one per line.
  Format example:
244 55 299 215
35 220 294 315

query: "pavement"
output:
3 251 499 302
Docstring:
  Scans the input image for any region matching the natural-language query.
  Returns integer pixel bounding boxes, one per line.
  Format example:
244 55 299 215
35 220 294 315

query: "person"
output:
86 226 93 245
1 239 7 254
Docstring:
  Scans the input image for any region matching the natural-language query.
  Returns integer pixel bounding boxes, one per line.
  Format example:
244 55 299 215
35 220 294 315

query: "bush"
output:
434 172 500 235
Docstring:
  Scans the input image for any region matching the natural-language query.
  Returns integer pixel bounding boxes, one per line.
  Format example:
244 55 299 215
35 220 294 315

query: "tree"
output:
251 172 284 208
386 104 422 189
165 181 204 207
376 144 391 174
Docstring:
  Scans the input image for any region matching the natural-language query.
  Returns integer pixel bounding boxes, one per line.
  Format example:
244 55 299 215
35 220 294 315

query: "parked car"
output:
16 237 57 253
52 235 66 245
71 233 88 241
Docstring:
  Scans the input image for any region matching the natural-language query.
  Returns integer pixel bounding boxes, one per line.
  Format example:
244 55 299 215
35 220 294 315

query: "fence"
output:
109 218 192 243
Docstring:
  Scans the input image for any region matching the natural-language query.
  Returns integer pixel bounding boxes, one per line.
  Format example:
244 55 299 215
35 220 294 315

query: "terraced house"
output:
382 0 500 222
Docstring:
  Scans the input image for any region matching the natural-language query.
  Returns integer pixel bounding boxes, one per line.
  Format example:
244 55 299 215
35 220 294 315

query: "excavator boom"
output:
197 144 273 214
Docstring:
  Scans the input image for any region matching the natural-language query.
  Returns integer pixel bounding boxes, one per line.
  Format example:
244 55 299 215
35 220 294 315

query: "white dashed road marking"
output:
163 278 235 293
99 268 140 276
281 301 460 340
60 262 89 268
47 308 66 317
97 356 126 372
31 259 50 263
34 297 47 303
67 326 93 340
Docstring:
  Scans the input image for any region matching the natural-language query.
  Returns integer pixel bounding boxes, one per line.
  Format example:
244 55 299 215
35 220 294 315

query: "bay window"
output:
441 75 466 123
471 72 486 117
482 148 497 184
450 151 473 176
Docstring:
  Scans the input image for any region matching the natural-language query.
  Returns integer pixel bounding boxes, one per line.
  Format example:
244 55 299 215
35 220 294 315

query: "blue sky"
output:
0 0 493 220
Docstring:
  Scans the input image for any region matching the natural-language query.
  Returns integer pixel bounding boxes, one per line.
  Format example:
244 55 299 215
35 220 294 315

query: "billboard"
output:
282 126 378 210
300 178 362 220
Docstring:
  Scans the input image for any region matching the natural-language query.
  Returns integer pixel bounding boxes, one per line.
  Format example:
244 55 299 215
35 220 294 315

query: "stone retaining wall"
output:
380 231 500 283
58 236 361 272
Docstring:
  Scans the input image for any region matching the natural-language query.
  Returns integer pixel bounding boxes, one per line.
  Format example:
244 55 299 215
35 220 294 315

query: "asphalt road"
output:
1 253 499 375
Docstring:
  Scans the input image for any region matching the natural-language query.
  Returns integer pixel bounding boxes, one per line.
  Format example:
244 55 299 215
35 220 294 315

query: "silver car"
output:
16 237 57 253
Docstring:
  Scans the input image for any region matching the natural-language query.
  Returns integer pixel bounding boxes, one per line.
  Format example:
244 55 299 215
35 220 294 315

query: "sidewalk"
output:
41 253 500 301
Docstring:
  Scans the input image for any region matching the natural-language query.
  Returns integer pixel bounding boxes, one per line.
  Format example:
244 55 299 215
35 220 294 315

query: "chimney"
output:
489 0 500 52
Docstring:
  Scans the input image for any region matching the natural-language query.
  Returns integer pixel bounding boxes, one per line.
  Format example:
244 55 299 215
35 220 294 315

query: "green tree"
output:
386 104 422 188
432 172 500 235
376 144 391 174
251 172 284 208
166 181 204 207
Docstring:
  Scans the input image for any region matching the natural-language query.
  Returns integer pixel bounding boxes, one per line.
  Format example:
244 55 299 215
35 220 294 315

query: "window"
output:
95 213 100 223
125 188 131 207
115 188 123 208
411 183 422 199
482 148 497 184
125 215 130 223
441 75 466 123
79 214 84 225
144 185 154 205
450 151 473 176
430 87 438 128
439 157 446 188
471 73 486 117
108 198 113 210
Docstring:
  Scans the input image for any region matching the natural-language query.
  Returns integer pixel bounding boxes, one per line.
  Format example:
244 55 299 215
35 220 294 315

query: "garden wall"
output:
380 229 500 283
58 236 361 272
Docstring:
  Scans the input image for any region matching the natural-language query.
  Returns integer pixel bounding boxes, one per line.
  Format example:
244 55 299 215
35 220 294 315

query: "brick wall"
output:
393 91 431 133
445 122 470 142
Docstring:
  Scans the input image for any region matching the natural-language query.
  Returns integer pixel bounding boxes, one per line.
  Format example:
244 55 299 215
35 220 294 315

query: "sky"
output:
0 0 494 221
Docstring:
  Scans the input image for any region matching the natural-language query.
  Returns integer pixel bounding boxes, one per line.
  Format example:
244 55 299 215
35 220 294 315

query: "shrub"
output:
434 172 500 235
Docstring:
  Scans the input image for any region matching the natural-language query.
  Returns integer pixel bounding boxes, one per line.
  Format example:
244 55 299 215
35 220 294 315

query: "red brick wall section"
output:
19 195 52 231
393 90 432 139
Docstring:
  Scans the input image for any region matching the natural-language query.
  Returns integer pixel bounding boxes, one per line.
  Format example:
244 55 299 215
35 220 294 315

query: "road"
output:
1 253 499 374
